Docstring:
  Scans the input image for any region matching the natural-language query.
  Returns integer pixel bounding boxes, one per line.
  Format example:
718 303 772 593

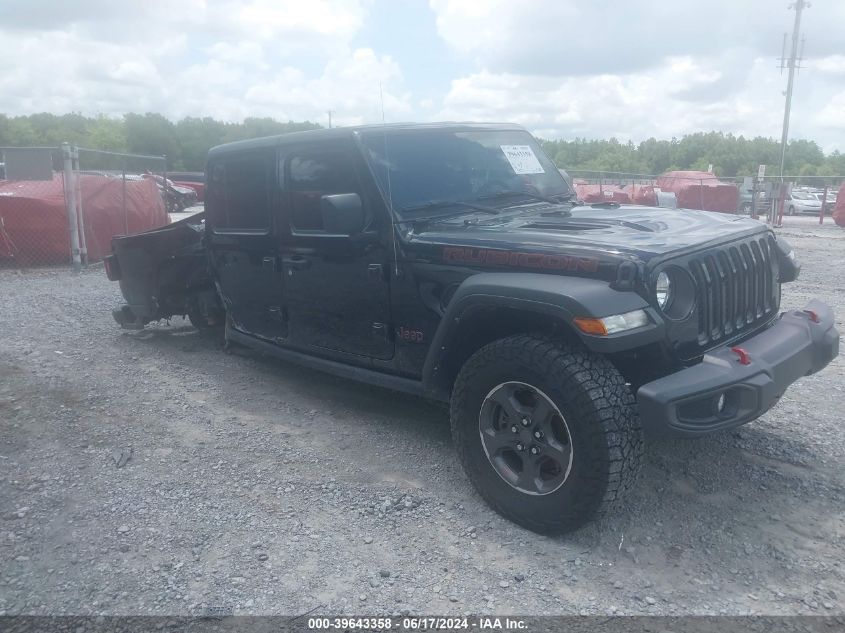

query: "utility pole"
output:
778 0 809 179
326 110 335 129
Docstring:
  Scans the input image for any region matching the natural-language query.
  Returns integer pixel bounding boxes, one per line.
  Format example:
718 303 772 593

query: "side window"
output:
208 154 271 232
287 152 360 232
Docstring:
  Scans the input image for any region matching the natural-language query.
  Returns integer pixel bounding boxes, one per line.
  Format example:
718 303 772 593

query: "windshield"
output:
359 128 572 217
792 192 816 200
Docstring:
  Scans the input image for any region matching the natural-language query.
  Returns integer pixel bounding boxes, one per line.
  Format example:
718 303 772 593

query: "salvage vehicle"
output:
167 171 206 202
809 189 837 214
785 190 824 215
104 123 839 534
737 190 770 215
142 173 199 213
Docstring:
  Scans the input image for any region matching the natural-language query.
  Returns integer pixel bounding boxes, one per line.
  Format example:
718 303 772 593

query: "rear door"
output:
206 150 287 341
277 141 393 360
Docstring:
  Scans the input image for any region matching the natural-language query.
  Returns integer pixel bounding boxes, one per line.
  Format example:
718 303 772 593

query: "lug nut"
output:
530 446 540 456
515 442 525 452
521 417 531 427
533 430 544 440
511 425 519 433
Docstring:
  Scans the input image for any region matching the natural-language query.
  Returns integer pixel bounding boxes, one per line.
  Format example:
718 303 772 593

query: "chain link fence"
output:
0 146 63 267
750 175 841 225
563 168 843 226
0 144 171 269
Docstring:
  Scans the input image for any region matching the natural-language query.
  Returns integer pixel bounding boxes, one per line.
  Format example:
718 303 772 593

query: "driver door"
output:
277 143 394 360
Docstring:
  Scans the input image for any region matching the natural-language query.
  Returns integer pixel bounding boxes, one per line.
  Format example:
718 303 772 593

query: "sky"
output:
1 0 844 151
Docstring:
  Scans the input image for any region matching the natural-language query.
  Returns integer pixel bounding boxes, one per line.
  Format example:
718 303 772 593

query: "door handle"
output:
282 255 312 271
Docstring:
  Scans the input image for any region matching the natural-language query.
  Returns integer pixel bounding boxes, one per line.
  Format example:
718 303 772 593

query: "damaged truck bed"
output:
104 212 222 329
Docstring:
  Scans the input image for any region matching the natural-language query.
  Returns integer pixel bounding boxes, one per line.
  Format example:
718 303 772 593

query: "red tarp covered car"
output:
832 182 845 227
572 182 632 204
656 170 739 213
0 173 167 264
623 184 659 206
572 182 660 207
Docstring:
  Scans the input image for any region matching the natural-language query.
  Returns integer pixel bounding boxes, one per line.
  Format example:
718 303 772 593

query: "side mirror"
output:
321 193 364 235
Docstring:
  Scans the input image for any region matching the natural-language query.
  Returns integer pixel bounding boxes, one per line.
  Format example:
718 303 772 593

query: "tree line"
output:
1 112 843 179
0 113 321 171
541 133 845 182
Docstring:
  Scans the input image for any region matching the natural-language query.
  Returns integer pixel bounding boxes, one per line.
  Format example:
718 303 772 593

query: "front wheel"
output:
450 334 643 534
788 205 796 216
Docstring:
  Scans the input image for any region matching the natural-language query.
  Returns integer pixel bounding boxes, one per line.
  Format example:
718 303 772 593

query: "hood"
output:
406 203 768 262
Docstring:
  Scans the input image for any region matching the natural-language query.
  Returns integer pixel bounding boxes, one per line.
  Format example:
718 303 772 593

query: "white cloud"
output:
0 0 406 127
240 48 411 125
817 91 845 130
811 55 845 79
429 0 845 76
436 56 790 143
0 29 171 114
0 0 842 151
428 0 845 149
219 0 369 40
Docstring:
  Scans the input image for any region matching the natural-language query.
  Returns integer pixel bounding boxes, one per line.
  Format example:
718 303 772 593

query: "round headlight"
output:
655 271 672 309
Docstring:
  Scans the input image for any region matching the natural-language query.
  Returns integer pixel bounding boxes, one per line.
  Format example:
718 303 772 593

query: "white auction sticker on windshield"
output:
500 145 545 175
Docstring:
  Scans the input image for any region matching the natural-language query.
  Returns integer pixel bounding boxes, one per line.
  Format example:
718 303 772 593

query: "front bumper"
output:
637 299 839 437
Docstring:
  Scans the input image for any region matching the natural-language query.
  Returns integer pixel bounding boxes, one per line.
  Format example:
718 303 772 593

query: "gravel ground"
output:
0 214 843 617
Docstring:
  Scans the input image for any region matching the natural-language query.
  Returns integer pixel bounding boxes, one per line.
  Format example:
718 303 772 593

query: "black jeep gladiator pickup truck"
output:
104 123 839 534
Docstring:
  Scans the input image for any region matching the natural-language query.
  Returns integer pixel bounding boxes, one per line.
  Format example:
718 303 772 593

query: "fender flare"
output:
421 272 665 397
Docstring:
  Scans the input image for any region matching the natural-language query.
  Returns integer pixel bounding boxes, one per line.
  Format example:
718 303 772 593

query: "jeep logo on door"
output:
397 326 424 343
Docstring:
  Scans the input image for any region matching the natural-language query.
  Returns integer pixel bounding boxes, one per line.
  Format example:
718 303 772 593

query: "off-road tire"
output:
450 334 643 534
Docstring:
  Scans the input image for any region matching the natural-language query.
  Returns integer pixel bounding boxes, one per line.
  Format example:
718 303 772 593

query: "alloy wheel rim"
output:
478 381 573 496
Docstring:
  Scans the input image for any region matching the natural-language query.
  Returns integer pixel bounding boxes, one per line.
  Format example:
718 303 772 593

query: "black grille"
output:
688 235 779 347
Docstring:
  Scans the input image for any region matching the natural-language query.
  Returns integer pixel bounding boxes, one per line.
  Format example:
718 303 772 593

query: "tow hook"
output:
730 347 752 366
803 309 820 323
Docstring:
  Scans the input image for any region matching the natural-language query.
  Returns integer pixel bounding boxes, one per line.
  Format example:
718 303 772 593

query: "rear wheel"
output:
186 291 224 335
450 334 643 534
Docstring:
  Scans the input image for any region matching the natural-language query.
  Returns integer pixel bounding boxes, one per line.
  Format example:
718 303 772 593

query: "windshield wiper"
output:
402 199 501 217
403 200 504 231
478 190 574 205
477 190 577 218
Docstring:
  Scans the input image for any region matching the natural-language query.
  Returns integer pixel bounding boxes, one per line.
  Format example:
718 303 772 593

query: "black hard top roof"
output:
207 122 527 157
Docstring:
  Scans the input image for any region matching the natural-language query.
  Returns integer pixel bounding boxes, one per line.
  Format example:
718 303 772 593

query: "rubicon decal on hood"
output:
442 246 600 272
